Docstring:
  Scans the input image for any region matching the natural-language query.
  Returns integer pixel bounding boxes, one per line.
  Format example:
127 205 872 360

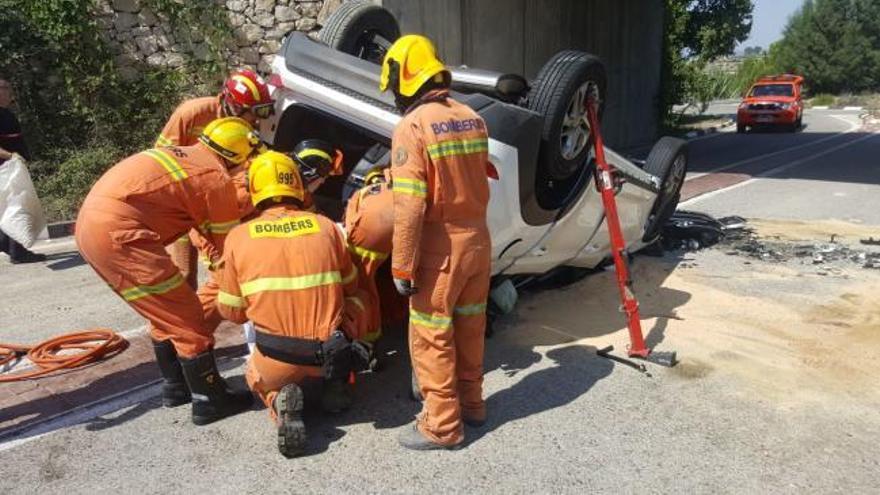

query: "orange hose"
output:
0 329 128 383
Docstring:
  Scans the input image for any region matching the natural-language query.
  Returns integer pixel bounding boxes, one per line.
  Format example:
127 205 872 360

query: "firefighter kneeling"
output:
216 150 370 458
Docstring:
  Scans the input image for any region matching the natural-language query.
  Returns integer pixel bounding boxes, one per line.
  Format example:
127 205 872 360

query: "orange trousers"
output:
409 222 491 446
246 348 323 423
166 236 198 290
76 206 218 358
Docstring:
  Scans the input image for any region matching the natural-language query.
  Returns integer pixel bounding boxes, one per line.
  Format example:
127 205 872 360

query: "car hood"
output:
743 96 797 104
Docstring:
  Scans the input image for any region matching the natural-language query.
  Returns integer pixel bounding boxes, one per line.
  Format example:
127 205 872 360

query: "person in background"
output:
158 70 274 290
0 78 46 264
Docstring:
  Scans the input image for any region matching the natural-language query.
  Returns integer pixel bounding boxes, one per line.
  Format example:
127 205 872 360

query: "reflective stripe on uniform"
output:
392 178 427 198
349 244 389 262
240 271 342 296
218 290 246 308
363 330 382 343
427 138 489 160
155 135 173 147
341 266 358 285
120 273 185 302
144 149 188 182
409 308 452 330
175 235 191 244
454 302 487 316
201 219 240 234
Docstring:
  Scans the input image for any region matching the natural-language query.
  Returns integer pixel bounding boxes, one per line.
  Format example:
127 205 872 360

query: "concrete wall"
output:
382 0 665 148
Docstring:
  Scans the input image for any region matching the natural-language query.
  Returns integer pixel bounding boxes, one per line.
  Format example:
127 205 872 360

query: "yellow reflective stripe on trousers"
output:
349 244 389 262
392 178 427 198
240 271 342 296
341 266 358 284
201 219 240 234
144 149 188 181
427 138 489 160
409 308 452 330
120 273 185 302
218 290 246 308
455 302 487 316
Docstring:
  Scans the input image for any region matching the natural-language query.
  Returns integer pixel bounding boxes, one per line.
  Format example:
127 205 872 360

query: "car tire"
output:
527 51 607 209
318 1 400 64
641 137 688 242
528 51 607 182
736 123 746 133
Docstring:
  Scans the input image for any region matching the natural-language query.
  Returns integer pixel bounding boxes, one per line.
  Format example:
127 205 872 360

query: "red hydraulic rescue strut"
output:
584 96 677 369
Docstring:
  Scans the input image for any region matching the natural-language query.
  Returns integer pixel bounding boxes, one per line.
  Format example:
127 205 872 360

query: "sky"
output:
738 0 807 52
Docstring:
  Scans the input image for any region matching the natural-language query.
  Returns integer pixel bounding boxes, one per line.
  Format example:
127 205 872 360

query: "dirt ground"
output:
513 217 880 411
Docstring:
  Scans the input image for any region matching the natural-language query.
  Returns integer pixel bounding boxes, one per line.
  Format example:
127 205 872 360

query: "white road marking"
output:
682 130 880 206
687 115 861 181
0 380 162 451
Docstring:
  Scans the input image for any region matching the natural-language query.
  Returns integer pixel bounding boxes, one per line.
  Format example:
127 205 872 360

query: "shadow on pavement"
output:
466 344 613 446
46 252 86 271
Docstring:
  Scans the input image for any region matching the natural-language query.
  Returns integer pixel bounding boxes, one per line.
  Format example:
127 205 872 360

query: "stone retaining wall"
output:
95 0 346 79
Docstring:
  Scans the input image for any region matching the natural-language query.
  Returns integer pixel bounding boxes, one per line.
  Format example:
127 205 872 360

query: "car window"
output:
750 84 794 97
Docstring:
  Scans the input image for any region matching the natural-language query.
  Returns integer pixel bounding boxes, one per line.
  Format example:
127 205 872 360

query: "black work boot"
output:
275 383 307 458
179 351 254 426
320 378 353 414
152 340 191 407
397 423 462 451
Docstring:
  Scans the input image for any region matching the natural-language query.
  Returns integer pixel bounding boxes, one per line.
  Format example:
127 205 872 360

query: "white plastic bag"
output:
0 155 46 248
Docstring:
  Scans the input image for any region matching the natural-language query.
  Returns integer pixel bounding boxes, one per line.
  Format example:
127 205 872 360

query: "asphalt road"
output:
682 106 880 223
1 108 878 493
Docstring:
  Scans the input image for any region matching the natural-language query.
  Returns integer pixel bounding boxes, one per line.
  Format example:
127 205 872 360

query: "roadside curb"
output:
47 221 76 239
684 119 735 140
810 105 864 111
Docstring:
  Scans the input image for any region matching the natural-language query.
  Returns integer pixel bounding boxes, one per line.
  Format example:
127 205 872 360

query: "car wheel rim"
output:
560 81 600 161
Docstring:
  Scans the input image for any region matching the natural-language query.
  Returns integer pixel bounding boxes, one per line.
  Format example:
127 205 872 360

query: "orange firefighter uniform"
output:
156 96 223 289
76 143 241 358
391 89 492 446
343 179 394 341
217 205 363 417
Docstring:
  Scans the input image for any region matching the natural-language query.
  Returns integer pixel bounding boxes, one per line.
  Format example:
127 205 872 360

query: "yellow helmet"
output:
379 35 448 97
199 117 260 165
363 166 387 186
249 150 305 207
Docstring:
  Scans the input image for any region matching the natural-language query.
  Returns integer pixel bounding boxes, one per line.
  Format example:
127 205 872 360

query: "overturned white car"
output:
261 2 687 283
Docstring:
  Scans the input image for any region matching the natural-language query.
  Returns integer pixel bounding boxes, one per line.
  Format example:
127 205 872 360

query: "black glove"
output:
393 278 418 296
351 340 375 372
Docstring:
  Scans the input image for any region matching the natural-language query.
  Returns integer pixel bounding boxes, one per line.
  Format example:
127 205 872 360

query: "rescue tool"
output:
585 96 677 369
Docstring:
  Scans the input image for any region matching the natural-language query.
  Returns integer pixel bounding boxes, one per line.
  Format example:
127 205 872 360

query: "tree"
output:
743 46 764 56
661 0 754 125
771 0 880 94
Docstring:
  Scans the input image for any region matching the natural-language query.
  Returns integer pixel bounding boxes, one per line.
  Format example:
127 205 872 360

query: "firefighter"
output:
289 138 345 212
216 150 369 458
343 167 394 343
379 35 492 450
158 69 274 290
76 117 259 426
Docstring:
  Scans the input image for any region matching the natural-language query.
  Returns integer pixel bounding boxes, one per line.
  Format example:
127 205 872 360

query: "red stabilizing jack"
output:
585 96 676 367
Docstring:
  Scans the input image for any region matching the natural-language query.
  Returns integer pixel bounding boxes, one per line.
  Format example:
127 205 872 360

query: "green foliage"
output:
811 94 836 107
772 0 880 94
32 145 125 221
0 0 231 221
661 0 755 128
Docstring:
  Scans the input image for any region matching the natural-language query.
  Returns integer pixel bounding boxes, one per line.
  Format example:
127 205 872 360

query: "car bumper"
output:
737 109 798 126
